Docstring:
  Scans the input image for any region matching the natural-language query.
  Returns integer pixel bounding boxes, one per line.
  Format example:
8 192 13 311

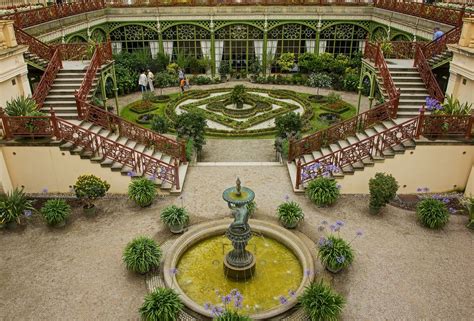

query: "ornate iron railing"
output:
421 26 462 62
31 48 62 109
106 0 373 7
383 41 427 60
414 45 444 102
288 96 396 161
0 0 105 29
13 25 54 61
418 108 473 138
52 43 91 61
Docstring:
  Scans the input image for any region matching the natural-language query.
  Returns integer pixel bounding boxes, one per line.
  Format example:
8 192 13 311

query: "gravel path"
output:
115 82 371 113
200 139 277 162
1 165 472 320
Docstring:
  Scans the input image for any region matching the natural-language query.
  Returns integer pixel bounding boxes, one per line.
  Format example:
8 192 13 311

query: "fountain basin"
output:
163 219 314 320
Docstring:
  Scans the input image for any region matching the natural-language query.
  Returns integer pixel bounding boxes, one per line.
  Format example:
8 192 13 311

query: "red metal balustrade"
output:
421 26 462 62
13 26 54 61
383 41 427 60
51 43 91 61
414 45 444 102
31 48 62 109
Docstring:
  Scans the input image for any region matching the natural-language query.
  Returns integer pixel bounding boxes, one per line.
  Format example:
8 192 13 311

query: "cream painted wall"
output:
464 165 474 196
1 146 133 194
0 148 13 193
336 145 474 194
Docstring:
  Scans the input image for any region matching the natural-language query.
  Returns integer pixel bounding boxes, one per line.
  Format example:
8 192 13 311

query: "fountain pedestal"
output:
222 178 256 281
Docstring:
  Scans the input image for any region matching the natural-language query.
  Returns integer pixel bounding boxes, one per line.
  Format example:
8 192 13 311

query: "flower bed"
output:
129 101 160 114
320 100 351 114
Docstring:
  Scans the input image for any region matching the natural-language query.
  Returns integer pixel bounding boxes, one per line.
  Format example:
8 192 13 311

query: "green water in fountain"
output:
176 235 302 314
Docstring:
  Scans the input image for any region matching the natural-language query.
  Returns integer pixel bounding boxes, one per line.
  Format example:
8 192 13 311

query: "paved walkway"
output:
115 81 371 113
201 138 277 162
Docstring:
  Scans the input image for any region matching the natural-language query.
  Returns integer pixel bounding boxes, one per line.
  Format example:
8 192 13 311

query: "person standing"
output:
433 27 444 41
180 77 186 94
178 68 185 82
139 70 148 93
147 69 155 92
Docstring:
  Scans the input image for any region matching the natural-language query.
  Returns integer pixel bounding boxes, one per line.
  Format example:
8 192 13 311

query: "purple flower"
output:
23 210 32 218
127 171 134 177
423 187 429 192
148 175 156 180
279 296 288 304
417 187 422 192
442 198 450 204
169 268 178 275
288 290 296 297
203 302 211 310
304 269 312 277
230 289 239 296
336 255 345 264
334 226 340 232
211 306 224 316
336 184 342 189
356 230 364 236
318 237 326 247
336 220 344 226
330 224 336 232
42 187 48 193
222 294 232 305
234 300 242 309
448 207 456 214
284 194 290 201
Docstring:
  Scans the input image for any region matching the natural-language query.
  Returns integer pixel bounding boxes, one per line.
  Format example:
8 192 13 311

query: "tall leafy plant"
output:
5 96 39 116
0 187 34 225
128 178 157 207
298 281 345 321
276 52 295 72
175 111 207 152
123 236 162 274
139 288 183 321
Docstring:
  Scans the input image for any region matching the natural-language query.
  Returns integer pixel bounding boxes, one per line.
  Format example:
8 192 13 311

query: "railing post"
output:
50 109 61 139
174 158 180 190
458 6 465 27
0 108 12 140
180 142 187 164
465 114 473 139
416 106 425 139
295 159 302 190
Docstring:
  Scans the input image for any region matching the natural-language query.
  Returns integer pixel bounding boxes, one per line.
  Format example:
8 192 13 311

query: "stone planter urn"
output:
169 223 186 234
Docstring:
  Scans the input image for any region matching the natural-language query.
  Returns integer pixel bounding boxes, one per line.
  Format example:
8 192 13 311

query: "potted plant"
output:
306 177 340 207
73 174 110 216
40 199 71 227
298 281 345 320
218 62 230 82
277 200 304 229
123 236 162 274
0 187 34 229
318 235 354 273
128 177 157 207
307 73 332 102
416 198 450 229
368 173 399 215
229 85 246 109
215 310 252 321
139 287 183 321
160 205 189 233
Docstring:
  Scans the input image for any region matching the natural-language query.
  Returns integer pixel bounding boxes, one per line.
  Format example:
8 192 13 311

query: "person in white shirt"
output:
147 69 155 92
138 70 148 93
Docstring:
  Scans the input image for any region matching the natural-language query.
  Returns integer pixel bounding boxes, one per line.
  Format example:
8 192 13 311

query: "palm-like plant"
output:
139 288 183 321
0 187 34 224
5 96 38 116
277 201 304 228
298 281 345 321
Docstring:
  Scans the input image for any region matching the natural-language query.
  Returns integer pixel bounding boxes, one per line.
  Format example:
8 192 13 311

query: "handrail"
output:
383 41 427 60
51 43 91 61
13 25 54 61
32 48 62 109
295 116 420 188
414 46 444 102
421 26 462 62
75 41 186 162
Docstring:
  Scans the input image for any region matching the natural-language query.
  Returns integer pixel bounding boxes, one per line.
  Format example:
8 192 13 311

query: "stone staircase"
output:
24 51 48 70
378 61 429 118
59 119 188 194
288 117 416 192
41 61 99 119
427 50 453 69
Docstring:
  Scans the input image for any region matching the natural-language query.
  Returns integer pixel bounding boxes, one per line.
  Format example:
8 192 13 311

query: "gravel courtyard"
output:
1 165 472 320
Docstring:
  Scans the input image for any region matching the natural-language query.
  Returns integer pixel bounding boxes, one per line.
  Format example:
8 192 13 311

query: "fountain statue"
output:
222 178 256 280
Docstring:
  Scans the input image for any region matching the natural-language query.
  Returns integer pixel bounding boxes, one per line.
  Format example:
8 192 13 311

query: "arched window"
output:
320 24 368 56
162 24 211 60
109 25 159 54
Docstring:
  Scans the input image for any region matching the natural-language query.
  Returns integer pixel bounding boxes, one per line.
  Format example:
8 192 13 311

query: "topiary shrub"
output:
318 235 354 272
123 236 162 274
74 174 110 211
229 85 246 108
298 280 345 321
368 173 399 214
139 287 183 321
214 310 252 321
40 199 71 226
277 200 304 228
306 177 340 207
416 198 449 229
128 178 157 207
275 112 302 139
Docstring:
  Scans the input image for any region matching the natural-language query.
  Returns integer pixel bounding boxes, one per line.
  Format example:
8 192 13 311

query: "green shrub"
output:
0 187 34 224
343 72 359 92
318 235 354 271
416 198 450 229
219 62 230 77
368 173 399 214
40 199 71 226
277 52 295 72
230 85 246 108
298 281 345 321
160 205 189 227
307 73 332 96
150 115 168 134
214 310 252 321
275 112 302 139
175 111 207 152
325 92 341 104
306 177 340 207
128 178 157 207
185 139 194 161
74 175 110 209
5 96 38 116
123 236 162 274
139 288 183 321
277 201 304 228
191 75 212 85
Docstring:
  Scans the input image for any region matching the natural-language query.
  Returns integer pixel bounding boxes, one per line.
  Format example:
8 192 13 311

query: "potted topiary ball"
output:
160 205 189 234
318 235 354 273
123 236 162 274
306 177 340 207
73 174 110 216
139 287 183 321
40 199 71 227
416 198 450 229
298 280 345 321
368 173 399 215
277 200 304 229
0 187 34 230
128 177 157 207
